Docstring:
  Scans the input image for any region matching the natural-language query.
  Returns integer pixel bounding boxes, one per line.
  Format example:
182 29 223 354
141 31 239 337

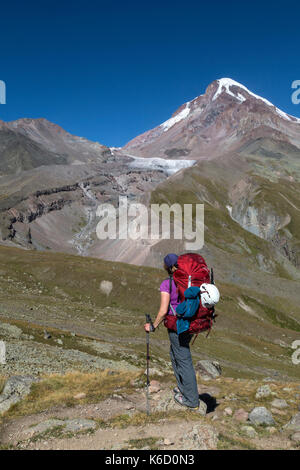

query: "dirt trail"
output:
1 378 299 450
16 422 209 450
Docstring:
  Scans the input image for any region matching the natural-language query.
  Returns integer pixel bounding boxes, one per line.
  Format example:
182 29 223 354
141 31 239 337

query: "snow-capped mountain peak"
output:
123 77 300 157
213 77 300 123
212 78 247 103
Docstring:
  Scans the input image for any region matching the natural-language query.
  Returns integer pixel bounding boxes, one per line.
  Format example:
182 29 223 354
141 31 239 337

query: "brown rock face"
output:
233 409 249 422
149 380 161 394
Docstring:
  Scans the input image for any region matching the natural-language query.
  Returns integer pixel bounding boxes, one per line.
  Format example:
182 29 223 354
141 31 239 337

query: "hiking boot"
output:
174 393 199 410
173 387 180 394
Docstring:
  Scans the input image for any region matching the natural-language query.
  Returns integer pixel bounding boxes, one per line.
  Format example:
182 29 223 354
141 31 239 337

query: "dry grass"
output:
5 370 139 418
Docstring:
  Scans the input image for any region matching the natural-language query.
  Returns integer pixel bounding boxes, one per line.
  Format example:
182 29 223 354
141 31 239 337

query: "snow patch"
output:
213 78 300 123
213 79 246 104
237 93 246 103
160 103 191 132
128 155 196 175
226 205 233 217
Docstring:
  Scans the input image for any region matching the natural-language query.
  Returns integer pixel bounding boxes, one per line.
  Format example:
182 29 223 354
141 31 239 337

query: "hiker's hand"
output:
144 323 155 332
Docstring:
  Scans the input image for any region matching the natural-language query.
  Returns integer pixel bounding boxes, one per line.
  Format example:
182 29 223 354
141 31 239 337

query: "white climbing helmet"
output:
200 283 220 308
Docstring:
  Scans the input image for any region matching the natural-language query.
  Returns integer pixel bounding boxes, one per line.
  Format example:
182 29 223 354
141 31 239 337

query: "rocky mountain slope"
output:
0 79 299 333
0 118 109 170
0 119 174 256
121 79 300 282
1 78 300 275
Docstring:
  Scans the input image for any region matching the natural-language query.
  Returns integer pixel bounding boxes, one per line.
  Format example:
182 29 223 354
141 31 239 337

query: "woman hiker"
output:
144 253 200 409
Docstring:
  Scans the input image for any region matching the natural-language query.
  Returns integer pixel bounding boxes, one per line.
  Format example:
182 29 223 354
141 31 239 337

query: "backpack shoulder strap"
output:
168 275 177 316
169 275 172 295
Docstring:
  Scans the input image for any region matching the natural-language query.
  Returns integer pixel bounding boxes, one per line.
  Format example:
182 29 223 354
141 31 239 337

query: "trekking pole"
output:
145 314 153 416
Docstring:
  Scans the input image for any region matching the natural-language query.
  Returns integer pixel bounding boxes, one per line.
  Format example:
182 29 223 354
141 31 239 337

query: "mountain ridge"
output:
0 78 300 283
123 78 300 161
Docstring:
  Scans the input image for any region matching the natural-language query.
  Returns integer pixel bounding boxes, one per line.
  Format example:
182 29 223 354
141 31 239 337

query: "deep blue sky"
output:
0 0 299 147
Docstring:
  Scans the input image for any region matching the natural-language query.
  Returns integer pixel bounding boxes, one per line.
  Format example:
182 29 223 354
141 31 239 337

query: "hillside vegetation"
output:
0 245 299 381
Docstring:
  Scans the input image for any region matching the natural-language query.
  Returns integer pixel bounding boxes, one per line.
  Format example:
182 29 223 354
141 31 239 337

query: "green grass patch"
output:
126 437 160 449
217 432 257 450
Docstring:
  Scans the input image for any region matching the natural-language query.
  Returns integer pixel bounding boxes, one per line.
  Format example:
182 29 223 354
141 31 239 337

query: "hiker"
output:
144 252 220 409
144 254 197 409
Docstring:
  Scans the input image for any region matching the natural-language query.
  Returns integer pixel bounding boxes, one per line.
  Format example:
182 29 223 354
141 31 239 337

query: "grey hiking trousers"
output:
168 330 199 408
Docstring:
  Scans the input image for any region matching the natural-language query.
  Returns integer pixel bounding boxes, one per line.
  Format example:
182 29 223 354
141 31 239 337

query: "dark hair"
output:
165 263 178 276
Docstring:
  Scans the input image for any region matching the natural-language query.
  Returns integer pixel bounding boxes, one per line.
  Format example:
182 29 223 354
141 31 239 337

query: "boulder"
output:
149 381 161 394
43 330 51 340
284 412 300 432
223 407 233 416
25 418 97 437
64 418 97 433
233 409 249 422
25 419 64 437
271 408 287 416
255 385 271 399
99 280 113 296
198 400 208 416
155 391 207 415
291 432 300 443
0 340 6 364
0 375 37 414
241 426 258 438
271 398 288 409
181 425 218 450
164 438 174 446
249 407 275 426
73 392 87 400
155 391 184 412
124 403 135 410
195 360 222 380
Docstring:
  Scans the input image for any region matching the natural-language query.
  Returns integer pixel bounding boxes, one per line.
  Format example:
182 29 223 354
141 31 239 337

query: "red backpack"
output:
164 253 215 335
